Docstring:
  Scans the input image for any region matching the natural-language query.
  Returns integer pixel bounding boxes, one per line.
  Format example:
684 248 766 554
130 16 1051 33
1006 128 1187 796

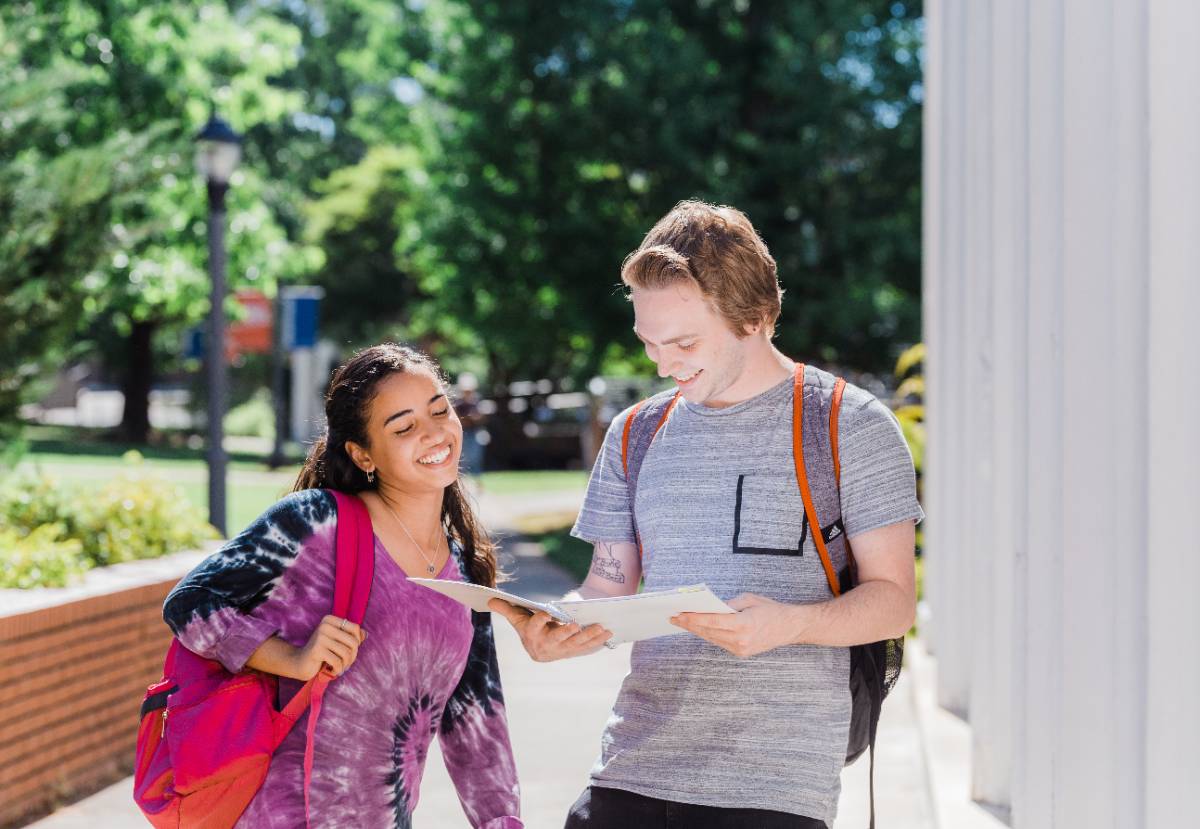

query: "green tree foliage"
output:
268 0 433 346
409 0 923 383
4 0 924 445
2 2 318 441
0 15 161 439
304 146 426 344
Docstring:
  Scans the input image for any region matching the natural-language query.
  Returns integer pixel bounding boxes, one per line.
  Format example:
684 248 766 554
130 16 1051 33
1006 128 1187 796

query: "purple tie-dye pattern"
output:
163 490 522 828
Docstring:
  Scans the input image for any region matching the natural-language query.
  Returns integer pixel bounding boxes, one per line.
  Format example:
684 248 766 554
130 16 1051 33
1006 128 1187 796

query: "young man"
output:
489 201 923 829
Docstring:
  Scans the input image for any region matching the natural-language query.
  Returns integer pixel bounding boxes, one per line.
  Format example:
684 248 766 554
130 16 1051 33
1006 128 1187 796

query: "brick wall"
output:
0 579 177 828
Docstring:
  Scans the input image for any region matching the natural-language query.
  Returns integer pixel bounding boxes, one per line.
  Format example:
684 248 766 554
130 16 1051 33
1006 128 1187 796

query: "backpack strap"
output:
274 491 374 731
297 491 375 827
620 392 680 482
620 400 646 480
793 363 844 598
831 376 846 486
829 375 857 588
621 390 681 566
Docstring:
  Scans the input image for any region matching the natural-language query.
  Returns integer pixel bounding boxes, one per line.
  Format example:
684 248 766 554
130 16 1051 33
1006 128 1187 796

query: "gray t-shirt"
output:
571 372 924 823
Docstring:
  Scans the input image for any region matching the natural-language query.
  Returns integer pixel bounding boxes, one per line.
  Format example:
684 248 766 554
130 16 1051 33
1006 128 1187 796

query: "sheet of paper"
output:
555 584 735 644
409 580 735 645
408 579 570 622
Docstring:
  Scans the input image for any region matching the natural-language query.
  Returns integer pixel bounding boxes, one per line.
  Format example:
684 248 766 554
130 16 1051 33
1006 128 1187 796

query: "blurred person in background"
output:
455 372 489 480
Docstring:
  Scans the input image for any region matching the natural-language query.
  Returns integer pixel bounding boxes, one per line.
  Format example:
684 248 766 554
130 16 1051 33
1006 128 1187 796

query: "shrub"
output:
891 343 925 558
82 459 220 566
0 524 86 589
224 389 276 439
891 343 925 494
0 451 218 586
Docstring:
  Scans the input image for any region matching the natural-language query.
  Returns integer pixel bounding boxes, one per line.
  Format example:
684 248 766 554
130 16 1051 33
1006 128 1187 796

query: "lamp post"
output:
195 113 241 536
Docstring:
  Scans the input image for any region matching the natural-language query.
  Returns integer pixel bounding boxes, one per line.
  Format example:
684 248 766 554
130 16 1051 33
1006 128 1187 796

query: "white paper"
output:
409 579 734 645
556 585 735 644
408 579 570 621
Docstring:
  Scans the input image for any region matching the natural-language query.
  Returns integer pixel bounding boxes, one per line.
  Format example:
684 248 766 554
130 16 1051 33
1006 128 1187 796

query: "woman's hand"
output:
291 616 367 680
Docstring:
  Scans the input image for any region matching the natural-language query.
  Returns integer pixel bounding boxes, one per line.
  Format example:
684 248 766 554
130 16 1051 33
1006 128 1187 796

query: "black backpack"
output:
620 363 902 829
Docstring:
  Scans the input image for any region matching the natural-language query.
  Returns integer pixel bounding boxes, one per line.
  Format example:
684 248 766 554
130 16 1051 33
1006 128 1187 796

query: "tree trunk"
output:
120 319 156 443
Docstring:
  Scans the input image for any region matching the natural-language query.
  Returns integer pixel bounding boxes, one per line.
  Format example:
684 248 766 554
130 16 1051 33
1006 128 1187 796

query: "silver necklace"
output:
379 496 442 575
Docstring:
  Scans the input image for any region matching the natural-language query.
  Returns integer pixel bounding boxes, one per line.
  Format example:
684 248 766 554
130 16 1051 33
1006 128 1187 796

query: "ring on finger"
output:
339 618 347 632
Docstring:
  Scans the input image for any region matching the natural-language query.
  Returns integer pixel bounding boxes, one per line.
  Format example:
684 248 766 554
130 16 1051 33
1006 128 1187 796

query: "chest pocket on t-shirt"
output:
732 473 807 556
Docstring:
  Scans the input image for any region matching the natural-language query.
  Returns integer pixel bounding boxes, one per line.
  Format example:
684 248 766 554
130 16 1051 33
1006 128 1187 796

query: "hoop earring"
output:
366 469 376 484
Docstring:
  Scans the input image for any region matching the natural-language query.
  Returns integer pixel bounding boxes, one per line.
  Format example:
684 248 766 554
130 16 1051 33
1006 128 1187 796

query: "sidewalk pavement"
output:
27 485 960 829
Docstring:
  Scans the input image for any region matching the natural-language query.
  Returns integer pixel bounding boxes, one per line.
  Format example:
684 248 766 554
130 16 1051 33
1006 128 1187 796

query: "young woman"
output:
163 343 522 829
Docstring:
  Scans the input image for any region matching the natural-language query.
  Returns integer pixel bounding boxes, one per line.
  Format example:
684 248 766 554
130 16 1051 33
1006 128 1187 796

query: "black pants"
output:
564 786 829 829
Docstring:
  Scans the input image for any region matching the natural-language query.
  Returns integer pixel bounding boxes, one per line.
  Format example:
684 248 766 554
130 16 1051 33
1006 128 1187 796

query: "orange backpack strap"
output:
830 376 845 486
793 363 842 598
621 391 681 567
653 395 680 435
621 394 680 477
621 399 647 481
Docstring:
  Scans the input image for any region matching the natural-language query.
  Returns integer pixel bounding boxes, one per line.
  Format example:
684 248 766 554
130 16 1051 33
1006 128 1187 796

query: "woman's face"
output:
352 369 464 493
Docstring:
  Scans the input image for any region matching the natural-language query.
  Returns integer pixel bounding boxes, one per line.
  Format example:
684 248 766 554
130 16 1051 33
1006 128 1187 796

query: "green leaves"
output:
1 1 318 434
0 454 219 587
3 0 924 437
405 0 924 383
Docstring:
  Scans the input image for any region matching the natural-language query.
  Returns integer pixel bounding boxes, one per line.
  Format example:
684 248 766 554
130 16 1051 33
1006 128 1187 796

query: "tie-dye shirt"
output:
163 488 522 829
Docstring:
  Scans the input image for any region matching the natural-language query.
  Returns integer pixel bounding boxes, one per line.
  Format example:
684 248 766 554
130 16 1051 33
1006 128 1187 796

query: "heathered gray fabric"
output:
570 368 924 824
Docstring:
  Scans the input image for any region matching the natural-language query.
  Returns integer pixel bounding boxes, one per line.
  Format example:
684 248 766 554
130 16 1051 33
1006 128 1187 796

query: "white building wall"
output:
923 1 1199 827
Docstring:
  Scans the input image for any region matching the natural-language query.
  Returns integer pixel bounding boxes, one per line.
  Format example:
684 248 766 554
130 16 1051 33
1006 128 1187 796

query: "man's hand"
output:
670 593 804 659
488 599 613 662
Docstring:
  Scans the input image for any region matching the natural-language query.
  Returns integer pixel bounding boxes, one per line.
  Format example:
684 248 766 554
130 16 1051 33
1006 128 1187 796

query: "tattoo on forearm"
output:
590 542 626 584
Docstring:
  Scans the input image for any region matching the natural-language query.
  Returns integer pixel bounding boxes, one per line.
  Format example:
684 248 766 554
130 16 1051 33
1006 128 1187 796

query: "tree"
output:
5 0 924 444
265 0 434 346
5 1 318 441
409 0 923 383
0 15 161 440
303 146 426 345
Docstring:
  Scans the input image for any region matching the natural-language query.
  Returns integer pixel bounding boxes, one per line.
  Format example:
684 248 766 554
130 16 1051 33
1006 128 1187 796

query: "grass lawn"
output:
13 439 589 538
175 480 297 536
477 470 588 493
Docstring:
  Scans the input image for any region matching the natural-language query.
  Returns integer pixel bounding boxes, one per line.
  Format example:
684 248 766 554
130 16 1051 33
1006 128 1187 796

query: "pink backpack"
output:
133 490 375 828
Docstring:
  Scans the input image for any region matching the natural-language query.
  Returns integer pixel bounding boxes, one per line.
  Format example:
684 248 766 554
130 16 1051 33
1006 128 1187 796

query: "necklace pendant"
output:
428 564 436 574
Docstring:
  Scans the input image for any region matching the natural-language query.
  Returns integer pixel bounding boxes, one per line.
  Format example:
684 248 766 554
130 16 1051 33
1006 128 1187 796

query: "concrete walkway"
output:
26 485 965 829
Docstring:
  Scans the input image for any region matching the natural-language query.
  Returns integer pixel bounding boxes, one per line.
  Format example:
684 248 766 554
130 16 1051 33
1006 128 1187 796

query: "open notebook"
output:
409 579 734 645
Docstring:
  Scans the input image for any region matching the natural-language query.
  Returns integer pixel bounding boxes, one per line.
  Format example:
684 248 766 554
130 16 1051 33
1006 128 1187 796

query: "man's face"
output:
630 281 751 406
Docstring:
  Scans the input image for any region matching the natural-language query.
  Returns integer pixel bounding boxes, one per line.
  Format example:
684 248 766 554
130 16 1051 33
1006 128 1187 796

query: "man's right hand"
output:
488 600 613 661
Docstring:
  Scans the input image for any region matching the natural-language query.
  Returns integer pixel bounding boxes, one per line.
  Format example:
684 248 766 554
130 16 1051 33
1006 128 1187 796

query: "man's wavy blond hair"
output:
621 200 783 337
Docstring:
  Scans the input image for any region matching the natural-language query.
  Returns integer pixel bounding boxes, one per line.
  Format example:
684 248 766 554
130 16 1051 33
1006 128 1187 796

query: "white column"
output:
1146 1 1200 825
1108 2 1150 827
932 0 972 717
1057 0 1152 822
920 0 943 655
1012 1 1066 825
963 0 1002 808
1056 0 1118 823
927 2 1200 827
973 0 1028 810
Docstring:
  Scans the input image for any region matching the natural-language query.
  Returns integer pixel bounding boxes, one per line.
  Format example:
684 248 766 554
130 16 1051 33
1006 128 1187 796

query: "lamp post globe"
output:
195 112 241 535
